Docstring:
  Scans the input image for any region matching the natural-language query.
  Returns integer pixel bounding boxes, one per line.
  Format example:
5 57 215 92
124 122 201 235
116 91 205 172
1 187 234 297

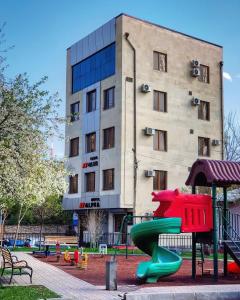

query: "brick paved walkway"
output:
0 252 120 300
2 252 240 300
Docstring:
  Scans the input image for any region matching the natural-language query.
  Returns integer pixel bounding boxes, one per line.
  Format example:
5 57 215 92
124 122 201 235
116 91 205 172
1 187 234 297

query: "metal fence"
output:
3 231 193 250
158 234 192 250
217 208 240 241
83 231 192 250
2 232 66 247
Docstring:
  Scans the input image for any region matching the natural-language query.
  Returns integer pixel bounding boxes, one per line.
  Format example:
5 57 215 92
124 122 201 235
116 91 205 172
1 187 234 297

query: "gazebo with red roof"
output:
186 159 240 280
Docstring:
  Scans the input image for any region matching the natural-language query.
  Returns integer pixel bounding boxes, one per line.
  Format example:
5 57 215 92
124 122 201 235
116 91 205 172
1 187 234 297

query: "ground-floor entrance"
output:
73 209 132 246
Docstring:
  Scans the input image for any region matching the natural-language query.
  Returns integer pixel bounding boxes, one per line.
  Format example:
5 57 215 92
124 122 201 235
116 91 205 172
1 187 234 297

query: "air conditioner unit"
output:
191 98 201 106
191 67 201 77
144 127 155 136
141 84 151 93
145 170 155 177
191 60 200 68
212 139 220 146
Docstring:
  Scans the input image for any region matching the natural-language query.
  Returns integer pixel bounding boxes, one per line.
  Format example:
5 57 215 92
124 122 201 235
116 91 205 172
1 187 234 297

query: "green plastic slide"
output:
130 218 183 283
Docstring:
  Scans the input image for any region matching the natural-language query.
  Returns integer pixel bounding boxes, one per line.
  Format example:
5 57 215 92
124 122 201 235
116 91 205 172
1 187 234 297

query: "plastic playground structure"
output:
130 188 213 283
113 159 240 284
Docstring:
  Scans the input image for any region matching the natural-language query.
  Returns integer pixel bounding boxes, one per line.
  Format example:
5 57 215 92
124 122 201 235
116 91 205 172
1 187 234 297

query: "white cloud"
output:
223 72 232 82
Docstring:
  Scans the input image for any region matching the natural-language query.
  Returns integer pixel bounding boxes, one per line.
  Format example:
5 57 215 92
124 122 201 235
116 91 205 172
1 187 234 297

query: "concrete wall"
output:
119 15 223 215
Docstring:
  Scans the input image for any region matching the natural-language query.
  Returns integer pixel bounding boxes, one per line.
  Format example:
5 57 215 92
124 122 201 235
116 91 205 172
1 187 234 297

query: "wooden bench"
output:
44 236 78 246
0 247 33 284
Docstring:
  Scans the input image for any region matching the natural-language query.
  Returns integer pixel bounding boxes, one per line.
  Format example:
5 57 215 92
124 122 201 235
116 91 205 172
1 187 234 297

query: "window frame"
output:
69 174 78 194
85 132 96 153
85 172 95 192
103 127 115 149
153 170 167 191
103 168 114 190
69 137 79 157
153 51 167 72
153 130 167 151
198 64 210 84
153 90 167 112
198 137 210 157
104 86 115 110
198 100 210 121
70 101 80 122
86 89 97 113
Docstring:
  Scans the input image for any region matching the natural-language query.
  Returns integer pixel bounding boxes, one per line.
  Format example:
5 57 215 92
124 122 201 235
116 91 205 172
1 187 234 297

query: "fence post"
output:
192 185 196 280
223 187 228 277
212 183 218 281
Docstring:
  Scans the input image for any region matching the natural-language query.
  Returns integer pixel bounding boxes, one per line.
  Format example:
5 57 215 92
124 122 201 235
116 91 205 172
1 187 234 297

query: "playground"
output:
35 253 240 287
2 158 240 299
31 158 240 293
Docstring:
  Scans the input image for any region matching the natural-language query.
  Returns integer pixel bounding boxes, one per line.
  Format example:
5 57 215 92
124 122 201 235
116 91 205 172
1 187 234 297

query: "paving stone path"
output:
2 252 240 300
0 252 120 300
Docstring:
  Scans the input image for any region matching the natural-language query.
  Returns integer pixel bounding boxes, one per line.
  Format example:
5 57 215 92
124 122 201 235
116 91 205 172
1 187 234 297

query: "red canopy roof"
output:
186 159 240 187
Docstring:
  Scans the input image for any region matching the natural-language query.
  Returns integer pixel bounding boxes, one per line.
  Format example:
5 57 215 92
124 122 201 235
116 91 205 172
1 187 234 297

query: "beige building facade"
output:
63 14 223 236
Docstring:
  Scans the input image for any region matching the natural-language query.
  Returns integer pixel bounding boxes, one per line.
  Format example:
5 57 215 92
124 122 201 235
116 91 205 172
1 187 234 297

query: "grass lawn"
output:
11 247 233 260
11 246 144 255
11 247 39 252
0 285 59 300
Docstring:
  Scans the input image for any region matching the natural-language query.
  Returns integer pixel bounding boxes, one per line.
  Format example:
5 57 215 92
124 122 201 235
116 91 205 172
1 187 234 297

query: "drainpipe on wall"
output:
124 32 137 219
219 61 224 160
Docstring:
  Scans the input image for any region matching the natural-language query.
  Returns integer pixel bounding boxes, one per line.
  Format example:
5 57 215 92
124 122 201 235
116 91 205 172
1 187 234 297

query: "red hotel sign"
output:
79 198 100 208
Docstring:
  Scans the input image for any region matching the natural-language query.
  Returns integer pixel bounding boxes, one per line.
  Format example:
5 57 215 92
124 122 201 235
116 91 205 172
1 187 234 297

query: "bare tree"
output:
83 210 105 248
224 112 240 162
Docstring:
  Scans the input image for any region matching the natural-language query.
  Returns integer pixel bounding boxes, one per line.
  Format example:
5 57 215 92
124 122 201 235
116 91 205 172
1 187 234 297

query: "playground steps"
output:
224 240 240 266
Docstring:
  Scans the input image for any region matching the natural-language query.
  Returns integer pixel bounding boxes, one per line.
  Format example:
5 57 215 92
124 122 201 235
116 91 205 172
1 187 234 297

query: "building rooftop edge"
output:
66 13 223 51
116 13 223 49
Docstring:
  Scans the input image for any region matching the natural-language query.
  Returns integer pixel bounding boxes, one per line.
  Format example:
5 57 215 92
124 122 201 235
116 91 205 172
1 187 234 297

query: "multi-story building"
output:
63 13 223 236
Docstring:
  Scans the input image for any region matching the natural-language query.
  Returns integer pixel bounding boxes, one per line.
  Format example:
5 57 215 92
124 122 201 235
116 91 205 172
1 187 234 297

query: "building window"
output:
198 137 210 157
153 90 167 112
198 65 209 83
69 137 79 157
103 169 114 190
153 51 167 72
86 89 96 113
72 43 116 93
70 101 80 122
154 130 167 151
104 87 115 110
103 127 115 149
86 132 96 153
69 174 78 194
198 101 210 121
153 170 167 190
85 172 95 192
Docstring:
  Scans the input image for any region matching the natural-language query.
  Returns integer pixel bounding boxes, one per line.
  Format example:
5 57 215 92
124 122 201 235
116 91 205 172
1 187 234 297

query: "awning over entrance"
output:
186 159 240 187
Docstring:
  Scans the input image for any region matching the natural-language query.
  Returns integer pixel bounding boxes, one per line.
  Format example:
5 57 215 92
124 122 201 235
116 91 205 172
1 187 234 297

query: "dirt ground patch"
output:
34 254 240 287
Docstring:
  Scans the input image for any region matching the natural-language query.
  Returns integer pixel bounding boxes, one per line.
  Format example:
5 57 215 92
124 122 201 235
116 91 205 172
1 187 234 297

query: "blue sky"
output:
1 0 239 157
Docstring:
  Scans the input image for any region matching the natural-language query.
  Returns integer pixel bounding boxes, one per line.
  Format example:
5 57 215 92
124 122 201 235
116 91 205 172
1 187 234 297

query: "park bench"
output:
0 247 33 284
44 235 78 247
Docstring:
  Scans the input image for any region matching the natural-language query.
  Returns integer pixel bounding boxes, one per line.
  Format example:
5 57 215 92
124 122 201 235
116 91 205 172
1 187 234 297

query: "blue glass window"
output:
72 43 115 93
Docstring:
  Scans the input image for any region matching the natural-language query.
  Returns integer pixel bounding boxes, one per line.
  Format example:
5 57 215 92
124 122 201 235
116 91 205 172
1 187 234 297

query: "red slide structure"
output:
152 188 213 233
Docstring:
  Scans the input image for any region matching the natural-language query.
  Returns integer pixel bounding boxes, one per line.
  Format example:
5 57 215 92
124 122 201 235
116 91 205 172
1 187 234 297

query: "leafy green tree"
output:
12 158 67 247
0 24 67 245
33 194 63 249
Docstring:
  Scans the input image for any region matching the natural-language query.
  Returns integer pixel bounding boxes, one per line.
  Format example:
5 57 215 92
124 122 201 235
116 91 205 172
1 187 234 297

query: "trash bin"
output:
106 256 117 290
